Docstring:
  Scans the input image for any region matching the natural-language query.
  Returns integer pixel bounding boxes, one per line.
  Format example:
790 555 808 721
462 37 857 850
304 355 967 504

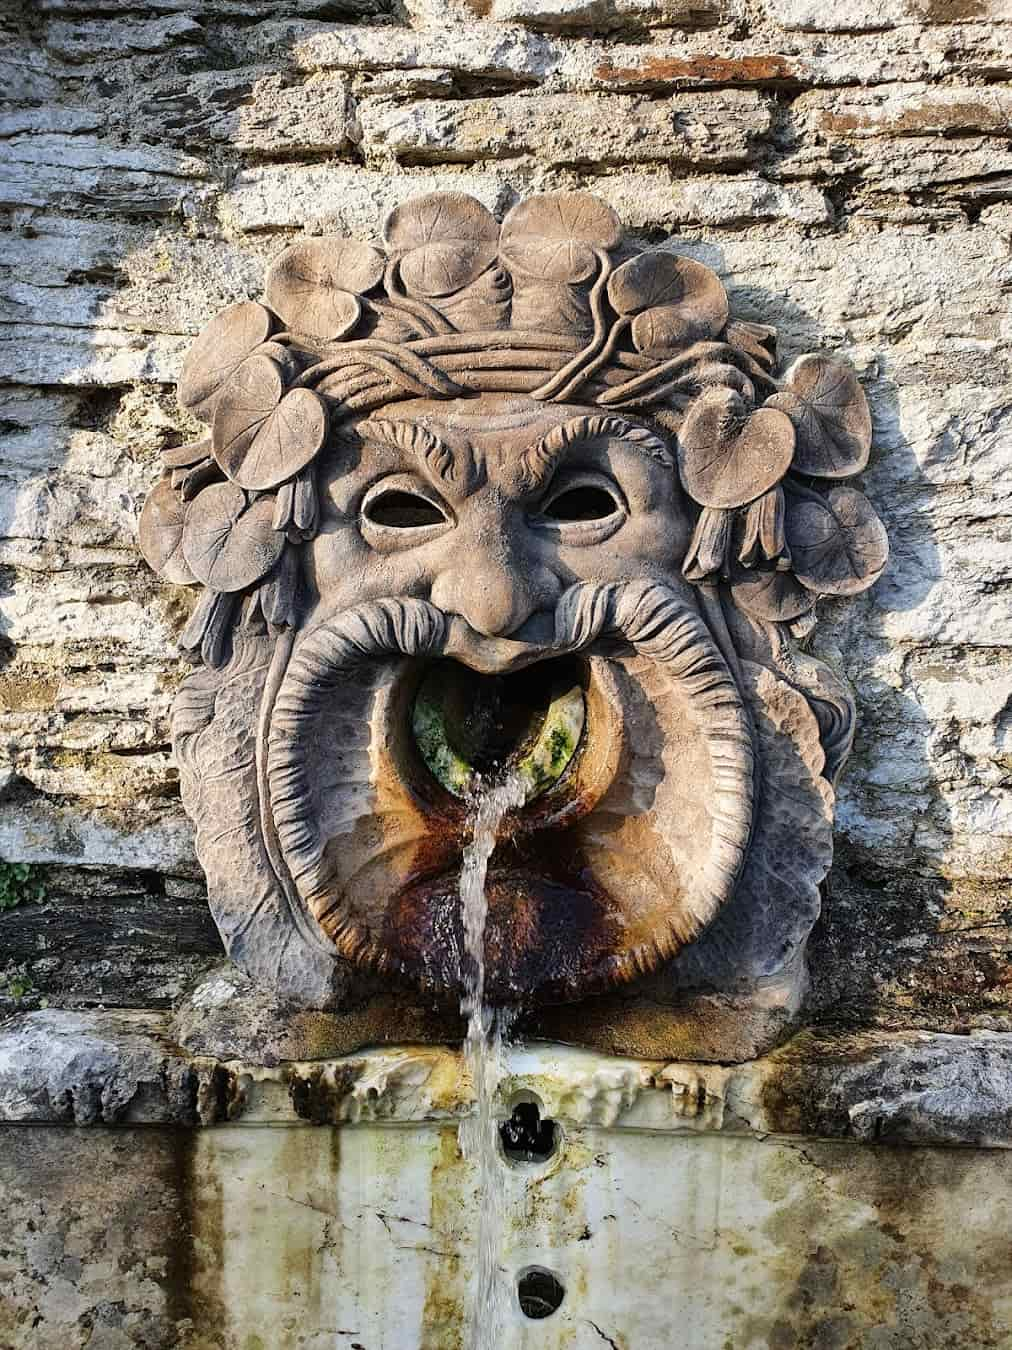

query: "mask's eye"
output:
542 484 620 522
537 473 626 539
360 475 453 550
364 490 447 529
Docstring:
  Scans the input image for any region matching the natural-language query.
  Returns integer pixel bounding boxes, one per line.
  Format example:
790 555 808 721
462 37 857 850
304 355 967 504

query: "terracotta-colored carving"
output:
140 192 887 1044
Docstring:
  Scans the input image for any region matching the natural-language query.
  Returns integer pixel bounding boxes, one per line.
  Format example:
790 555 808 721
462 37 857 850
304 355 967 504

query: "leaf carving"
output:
385 192 500 298
730 567 816 622
500 191 622 283
163 438 212 470
212 354 328 492
138 477 195 585
677 388 795 510
724 319 777 373
786 485 888 596
265 237 384 341
178 301 276 424
181 482 285 593
608 252 729 352
765 353 872 478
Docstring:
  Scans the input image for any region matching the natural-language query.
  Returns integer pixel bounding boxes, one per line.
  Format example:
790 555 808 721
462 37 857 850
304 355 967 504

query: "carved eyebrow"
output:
517 414 673 493
357 418 476 494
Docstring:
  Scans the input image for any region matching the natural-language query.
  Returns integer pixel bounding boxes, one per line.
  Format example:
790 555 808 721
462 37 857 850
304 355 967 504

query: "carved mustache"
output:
267 579 756 937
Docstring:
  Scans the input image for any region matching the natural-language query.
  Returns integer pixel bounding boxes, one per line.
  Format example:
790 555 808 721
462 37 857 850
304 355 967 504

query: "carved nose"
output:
431 560 548 638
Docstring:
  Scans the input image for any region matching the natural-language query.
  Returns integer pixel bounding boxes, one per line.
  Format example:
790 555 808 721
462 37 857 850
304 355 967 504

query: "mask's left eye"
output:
360 475 452 550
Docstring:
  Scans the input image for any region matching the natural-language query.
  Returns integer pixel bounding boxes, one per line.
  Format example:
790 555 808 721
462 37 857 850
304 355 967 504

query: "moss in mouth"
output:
411 659 585 802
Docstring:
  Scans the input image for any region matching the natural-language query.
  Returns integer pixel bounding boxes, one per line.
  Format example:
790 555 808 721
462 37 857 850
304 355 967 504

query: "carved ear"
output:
659 660 834 993
172 635 351 1007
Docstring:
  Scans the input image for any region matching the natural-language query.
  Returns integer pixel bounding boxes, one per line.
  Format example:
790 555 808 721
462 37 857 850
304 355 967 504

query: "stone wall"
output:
2 0 1011 1029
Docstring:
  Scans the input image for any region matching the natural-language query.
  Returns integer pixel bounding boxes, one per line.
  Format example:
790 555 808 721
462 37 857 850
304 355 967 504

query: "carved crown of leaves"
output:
140 190 887 667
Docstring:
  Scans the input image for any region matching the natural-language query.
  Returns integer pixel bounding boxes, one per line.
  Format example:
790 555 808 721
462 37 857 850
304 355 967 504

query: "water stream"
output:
458 771 526 1350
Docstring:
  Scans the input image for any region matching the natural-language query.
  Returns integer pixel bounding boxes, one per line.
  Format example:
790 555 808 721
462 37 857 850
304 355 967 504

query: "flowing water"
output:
458 771 526 1350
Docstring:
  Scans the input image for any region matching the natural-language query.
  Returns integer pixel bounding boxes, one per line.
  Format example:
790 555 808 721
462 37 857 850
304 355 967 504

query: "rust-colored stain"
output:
822 101 1000 138
594 54 795 88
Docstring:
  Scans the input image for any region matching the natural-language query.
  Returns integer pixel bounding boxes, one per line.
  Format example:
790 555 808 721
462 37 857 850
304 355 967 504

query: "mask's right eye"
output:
360 474 453 550
364 490 447 529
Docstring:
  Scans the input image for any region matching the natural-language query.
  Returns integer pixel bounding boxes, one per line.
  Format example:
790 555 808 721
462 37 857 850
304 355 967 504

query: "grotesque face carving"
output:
140 191 888 1028
306 398 691 637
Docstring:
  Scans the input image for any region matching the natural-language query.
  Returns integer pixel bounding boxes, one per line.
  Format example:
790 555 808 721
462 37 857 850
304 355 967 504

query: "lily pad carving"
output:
500 191 622 282
608 252 729 352
766 353 872 478
786 485 888 596
385 193 500 298
138 477 195 585
178 301 276 424
677 388 795 510
212 354 328 492
731 566 816 622
181 482 285 593
265 237 384 341
163 438 212 470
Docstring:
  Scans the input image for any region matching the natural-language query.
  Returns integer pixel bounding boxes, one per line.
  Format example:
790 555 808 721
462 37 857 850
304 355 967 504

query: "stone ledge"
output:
1 1007 1010 1145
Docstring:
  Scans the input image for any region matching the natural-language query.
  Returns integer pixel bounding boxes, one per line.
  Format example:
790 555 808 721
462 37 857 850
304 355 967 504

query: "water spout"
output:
458 772 526 1350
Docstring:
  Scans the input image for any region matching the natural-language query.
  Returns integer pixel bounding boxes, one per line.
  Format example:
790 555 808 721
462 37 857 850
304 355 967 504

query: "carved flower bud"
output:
682 506 734 582
738 485 787 570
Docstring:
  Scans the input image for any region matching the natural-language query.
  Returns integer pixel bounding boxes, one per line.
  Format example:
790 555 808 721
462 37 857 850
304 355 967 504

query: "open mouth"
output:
410 656 587 803
265 585 755 1003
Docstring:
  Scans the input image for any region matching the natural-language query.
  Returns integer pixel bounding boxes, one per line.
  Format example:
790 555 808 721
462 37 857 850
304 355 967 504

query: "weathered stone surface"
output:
3 1113 1012 1348
0 1127 195 1350
0 1010 212 1123
0 888 220 1015
780 83 1012 195
487 0 733 29
358 89 771 168
117 68 360 155
584 169 832 227
0 792 196 873
3 1008 1012 1144
0 135 211 215
767 0 1012 31
221 163 512 232
44 14 203 62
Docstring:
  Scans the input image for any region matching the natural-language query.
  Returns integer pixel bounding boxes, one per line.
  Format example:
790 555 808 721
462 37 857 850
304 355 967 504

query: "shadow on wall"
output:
669 238 952 1032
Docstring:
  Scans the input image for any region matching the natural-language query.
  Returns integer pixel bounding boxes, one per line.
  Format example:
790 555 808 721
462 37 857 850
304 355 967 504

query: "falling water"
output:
458 771 526 1350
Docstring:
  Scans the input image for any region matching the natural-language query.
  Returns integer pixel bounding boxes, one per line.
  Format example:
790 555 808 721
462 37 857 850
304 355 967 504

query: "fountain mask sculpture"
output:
140 191 887 1053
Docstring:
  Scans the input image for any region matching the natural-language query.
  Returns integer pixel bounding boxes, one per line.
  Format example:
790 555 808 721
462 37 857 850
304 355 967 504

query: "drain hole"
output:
500 1101 559 1163
517 1267 565 1320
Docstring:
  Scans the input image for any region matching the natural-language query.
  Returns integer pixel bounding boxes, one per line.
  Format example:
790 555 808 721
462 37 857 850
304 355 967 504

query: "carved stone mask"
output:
140 192 888 1018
